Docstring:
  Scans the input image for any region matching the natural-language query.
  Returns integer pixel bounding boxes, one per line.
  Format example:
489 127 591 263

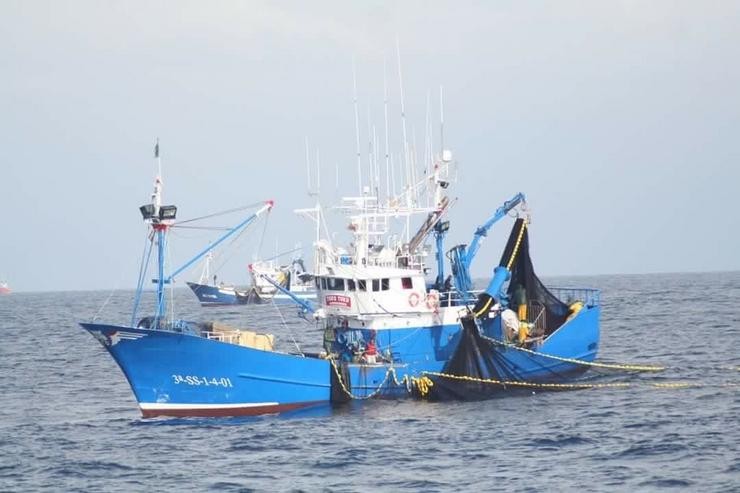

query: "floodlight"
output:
140 204 155 220
159 205 177 220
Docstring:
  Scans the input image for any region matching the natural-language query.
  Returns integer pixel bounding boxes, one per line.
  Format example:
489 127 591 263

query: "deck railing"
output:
548 287 601 307
202 330 240 344
439 289 482 308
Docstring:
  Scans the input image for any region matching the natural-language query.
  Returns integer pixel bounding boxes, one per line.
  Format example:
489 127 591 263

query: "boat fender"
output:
336 331 348 346
408 292 420 308
426 290 440 310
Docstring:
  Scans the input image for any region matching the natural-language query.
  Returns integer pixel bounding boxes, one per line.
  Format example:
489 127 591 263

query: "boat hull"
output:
79 320 464 416
186 282 240 305
80 323 331 418
80 306 600 416
424 305 601 400
487 304 600 380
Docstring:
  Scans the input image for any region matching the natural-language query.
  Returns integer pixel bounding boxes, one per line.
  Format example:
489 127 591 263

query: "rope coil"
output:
329 359 436 400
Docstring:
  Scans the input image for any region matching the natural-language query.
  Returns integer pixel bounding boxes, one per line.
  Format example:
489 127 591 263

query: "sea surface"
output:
0 272 738 492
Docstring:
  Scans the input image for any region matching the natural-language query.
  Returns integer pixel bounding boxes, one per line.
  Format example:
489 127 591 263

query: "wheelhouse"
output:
314 266 430 317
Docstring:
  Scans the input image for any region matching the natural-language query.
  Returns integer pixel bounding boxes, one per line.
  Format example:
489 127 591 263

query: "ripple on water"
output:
1 274 739 492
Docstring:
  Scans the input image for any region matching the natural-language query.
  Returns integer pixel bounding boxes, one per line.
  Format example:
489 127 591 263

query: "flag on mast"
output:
154 138 160 158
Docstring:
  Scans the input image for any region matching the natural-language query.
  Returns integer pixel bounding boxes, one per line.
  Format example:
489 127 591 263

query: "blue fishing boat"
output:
81 145 601 418
186 252 317 307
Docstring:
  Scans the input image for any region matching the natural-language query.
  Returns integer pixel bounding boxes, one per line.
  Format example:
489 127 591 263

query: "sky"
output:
1 1 739 292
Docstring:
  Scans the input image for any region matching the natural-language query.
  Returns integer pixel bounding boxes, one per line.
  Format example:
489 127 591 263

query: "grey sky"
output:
2 1 739 292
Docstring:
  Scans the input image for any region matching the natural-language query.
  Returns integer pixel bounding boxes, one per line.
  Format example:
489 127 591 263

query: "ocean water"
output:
0 272 738 492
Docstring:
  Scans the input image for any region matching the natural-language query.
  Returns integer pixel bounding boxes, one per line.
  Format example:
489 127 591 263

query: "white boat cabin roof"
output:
319 264 424 280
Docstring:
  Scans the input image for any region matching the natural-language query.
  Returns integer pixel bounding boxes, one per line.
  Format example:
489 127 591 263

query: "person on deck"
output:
363 331 378 364
501 308 520 342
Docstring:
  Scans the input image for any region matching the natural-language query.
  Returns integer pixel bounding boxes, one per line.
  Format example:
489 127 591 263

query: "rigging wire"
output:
170 225 233 232
259 246 304 264
271 299 303 356
174 202 264 225
255 207 271 260
211 217 263 276
131 230 155 326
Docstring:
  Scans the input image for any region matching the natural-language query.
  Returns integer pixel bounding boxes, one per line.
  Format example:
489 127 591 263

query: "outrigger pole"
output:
257 273 316 317
133 143 274 327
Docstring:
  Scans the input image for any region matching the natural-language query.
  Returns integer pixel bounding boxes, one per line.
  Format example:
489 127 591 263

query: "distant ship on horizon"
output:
0 281 10 295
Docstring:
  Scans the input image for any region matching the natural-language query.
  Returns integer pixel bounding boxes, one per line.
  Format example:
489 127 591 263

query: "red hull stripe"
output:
139 401 324 418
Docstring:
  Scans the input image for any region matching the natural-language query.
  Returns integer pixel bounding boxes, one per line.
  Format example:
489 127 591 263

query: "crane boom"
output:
448 192 525 296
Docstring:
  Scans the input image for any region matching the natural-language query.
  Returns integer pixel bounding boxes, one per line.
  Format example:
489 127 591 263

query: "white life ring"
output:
425 290 440 310
408 292 420 308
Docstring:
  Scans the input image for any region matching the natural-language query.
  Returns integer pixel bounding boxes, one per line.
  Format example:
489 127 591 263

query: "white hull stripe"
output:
140 402 279 410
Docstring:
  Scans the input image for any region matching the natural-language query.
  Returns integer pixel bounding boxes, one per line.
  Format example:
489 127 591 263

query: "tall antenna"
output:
383 57 391 205
352 57 362 194
153 138 162 215
305 137 312 195
396 39 410 206
316 148 321 196
411 126 418 205
154 137 162 179
366 103 374 195
424 90 432 181
440 85 445 156
373 125 379 198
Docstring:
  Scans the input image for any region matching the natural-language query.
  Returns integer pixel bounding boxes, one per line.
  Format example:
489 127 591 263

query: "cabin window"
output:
327 277 345 291
315 278 320 289
347 279 356 291
381 278 390 291
320 278 327 290
401 277 413 289
358 280 367 291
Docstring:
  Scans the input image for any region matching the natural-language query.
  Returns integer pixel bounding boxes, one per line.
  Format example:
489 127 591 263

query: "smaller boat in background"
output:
186 252 317 306
0 281 10 295
245 258 316 305
186 252 248 306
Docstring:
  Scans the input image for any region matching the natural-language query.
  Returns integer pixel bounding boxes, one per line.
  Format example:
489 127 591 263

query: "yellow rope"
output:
423 371 740 391
481 334 666 372
505 221 527 271
411 376 434 397
330 359 428 400
327 358 737 402
423 370 632 390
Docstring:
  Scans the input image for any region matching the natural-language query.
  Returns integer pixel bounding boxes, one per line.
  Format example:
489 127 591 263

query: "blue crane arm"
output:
257 273 316 315
449 192 525 297
463 192 525 268
166 201 273 283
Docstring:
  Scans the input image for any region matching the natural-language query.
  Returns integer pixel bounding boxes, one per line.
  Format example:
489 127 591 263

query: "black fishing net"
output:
500 218 569 336
423 317 503 400
423 219 574 401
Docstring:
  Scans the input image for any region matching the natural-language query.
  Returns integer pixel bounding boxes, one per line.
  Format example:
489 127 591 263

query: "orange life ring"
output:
425 290 440 310
408 292 420 307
